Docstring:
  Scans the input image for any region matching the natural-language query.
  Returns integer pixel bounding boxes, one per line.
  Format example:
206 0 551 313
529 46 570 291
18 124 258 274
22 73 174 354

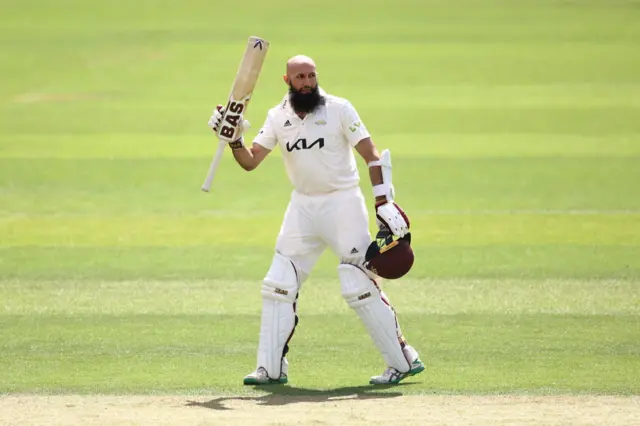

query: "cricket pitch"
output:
1 395 638 425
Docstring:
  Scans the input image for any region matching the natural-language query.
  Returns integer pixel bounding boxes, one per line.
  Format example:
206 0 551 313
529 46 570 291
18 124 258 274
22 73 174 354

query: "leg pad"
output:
257 253 299 379
339 264 410 372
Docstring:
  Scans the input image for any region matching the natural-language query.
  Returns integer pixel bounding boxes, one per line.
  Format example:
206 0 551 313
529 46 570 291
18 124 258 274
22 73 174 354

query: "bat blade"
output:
202 36 270 192
229 36 270 106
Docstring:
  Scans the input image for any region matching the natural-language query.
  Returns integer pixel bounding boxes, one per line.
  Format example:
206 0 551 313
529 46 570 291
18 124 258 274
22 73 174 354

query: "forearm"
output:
354 138 391 204
355 139 409 236
229 140 259 171
368 163 387 205
366 149 395 206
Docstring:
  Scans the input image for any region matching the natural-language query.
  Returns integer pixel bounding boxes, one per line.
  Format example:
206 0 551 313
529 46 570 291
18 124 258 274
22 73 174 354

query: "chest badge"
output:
315 119 327 125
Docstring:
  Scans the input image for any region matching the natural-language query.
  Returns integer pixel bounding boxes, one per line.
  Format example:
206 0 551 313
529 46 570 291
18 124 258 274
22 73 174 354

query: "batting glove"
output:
208 104 251 136
207 104 225 133
375 201 410 238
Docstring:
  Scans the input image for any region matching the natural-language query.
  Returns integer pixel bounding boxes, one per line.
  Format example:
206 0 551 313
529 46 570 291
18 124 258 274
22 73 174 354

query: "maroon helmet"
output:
364 227 414 279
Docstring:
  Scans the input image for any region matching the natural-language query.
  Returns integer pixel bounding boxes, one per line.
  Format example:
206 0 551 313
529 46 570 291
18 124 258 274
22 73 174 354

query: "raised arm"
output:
209 105 274 172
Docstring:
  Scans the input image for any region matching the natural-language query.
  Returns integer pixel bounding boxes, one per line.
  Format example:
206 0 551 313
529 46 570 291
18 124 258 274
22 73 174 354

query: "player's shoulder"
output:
320 90 357 112
321 90 351 106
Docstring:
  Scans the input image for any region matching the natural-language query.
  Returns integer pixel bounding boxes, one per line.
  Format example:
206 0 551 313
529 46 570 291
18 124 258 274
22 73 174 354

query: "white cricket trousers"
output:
275 185 372 283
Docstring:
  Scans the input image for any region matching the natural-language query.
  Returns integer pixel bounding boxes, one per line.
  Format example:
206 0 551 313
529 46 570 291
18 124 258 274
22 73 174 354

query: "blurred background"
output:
2 0 639 280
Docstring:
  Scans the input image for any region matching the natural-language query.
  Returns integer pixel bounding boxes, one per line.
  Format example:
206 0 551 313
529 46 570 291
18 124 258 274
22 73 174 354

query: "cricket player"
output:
208 55 424 385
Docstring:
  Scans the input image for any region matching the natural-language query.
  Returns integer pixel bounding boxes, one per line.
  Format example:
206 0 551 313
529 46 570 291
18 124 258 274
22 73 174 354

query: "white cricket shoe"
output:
243 358 288 385
369 345 425 385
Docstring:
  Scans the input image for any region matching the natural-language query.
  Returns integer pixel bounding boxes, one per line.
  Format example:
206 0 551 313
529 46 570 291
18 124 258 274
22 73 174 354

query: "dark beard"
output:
288 84 325 114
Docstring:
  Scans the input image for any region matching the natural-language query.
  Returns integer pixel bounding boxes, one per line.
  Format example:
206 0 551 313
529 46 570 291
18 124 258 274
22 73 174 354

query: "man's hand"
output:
207 104 251 141
207 105 225 133
375 201 410 238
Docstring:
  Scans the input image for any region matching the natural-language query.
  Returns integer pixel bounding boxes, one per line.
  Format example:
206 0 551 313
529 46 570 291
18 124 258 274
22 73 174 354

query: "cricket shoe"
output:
243 359 288 385
369 345 425 385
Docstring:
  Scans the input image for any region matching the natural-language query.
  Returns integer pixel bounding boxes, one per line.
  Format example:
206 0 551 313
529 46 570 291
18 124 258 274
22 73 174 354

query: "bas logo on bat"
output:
219 101 246 139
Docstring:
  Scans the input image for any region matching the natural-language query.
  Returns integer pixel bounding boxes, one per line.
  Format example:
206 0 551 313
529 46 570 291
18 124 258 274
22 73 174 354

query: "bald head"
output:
286 55 316 74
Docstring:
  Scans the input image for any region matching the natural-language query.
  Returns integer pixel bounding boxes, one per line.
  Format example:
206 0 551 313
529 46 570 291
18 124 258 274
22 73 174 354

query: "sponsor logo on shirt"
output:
286 137 325 152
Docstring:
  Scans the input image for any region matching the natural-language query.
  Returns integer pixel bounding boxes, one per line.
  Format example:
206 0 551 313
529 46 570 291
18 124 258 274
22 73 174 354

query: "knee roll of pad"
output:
339 263 377 309
262 253 299 303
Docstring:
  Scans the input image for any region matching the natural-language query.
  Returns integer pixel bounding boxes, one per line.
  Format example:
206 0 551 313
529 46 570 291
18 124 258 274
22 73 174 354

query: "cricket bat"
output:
201 36 270 192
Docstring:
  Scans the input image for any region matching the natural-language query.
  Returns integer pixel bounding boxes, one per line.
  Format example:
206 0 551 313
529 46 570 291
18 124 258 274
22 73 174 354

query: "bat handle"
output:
201 139 227 192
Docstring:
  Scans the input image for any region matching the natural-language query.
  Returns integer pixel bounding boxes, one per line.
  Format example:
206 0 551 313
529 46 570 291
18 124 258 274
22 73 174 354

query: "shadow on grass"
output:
186 383 414 411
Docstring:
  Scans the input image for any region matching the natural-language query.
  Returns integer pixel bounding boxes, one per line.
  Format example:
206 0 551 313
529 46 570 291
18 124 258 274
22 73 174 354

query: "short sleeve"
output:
253 113 278 150
340 101 371 147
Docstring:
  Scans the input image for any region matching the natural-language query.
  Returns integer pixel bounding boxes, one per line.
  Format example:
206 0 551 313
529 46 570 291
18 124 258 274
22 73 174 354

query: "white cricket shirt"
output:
253 89 371 195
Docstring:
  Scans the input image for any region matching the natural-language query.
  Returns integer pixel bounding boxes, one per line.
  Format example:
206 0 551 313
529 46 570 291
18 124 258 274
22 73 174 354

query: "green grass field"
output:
1 0 639 403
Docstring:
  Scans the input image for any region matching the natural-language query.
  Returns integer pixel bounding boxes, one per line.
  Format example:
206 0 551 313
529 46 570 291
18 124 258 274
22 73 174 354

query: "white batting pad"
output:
338 264 410 372
258 253 299 379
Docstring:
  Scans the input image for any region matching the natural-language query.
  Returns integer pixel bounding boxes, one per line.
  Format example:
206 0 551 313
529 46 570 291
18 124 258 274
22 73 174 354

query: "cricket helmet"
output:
364 227 414 279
